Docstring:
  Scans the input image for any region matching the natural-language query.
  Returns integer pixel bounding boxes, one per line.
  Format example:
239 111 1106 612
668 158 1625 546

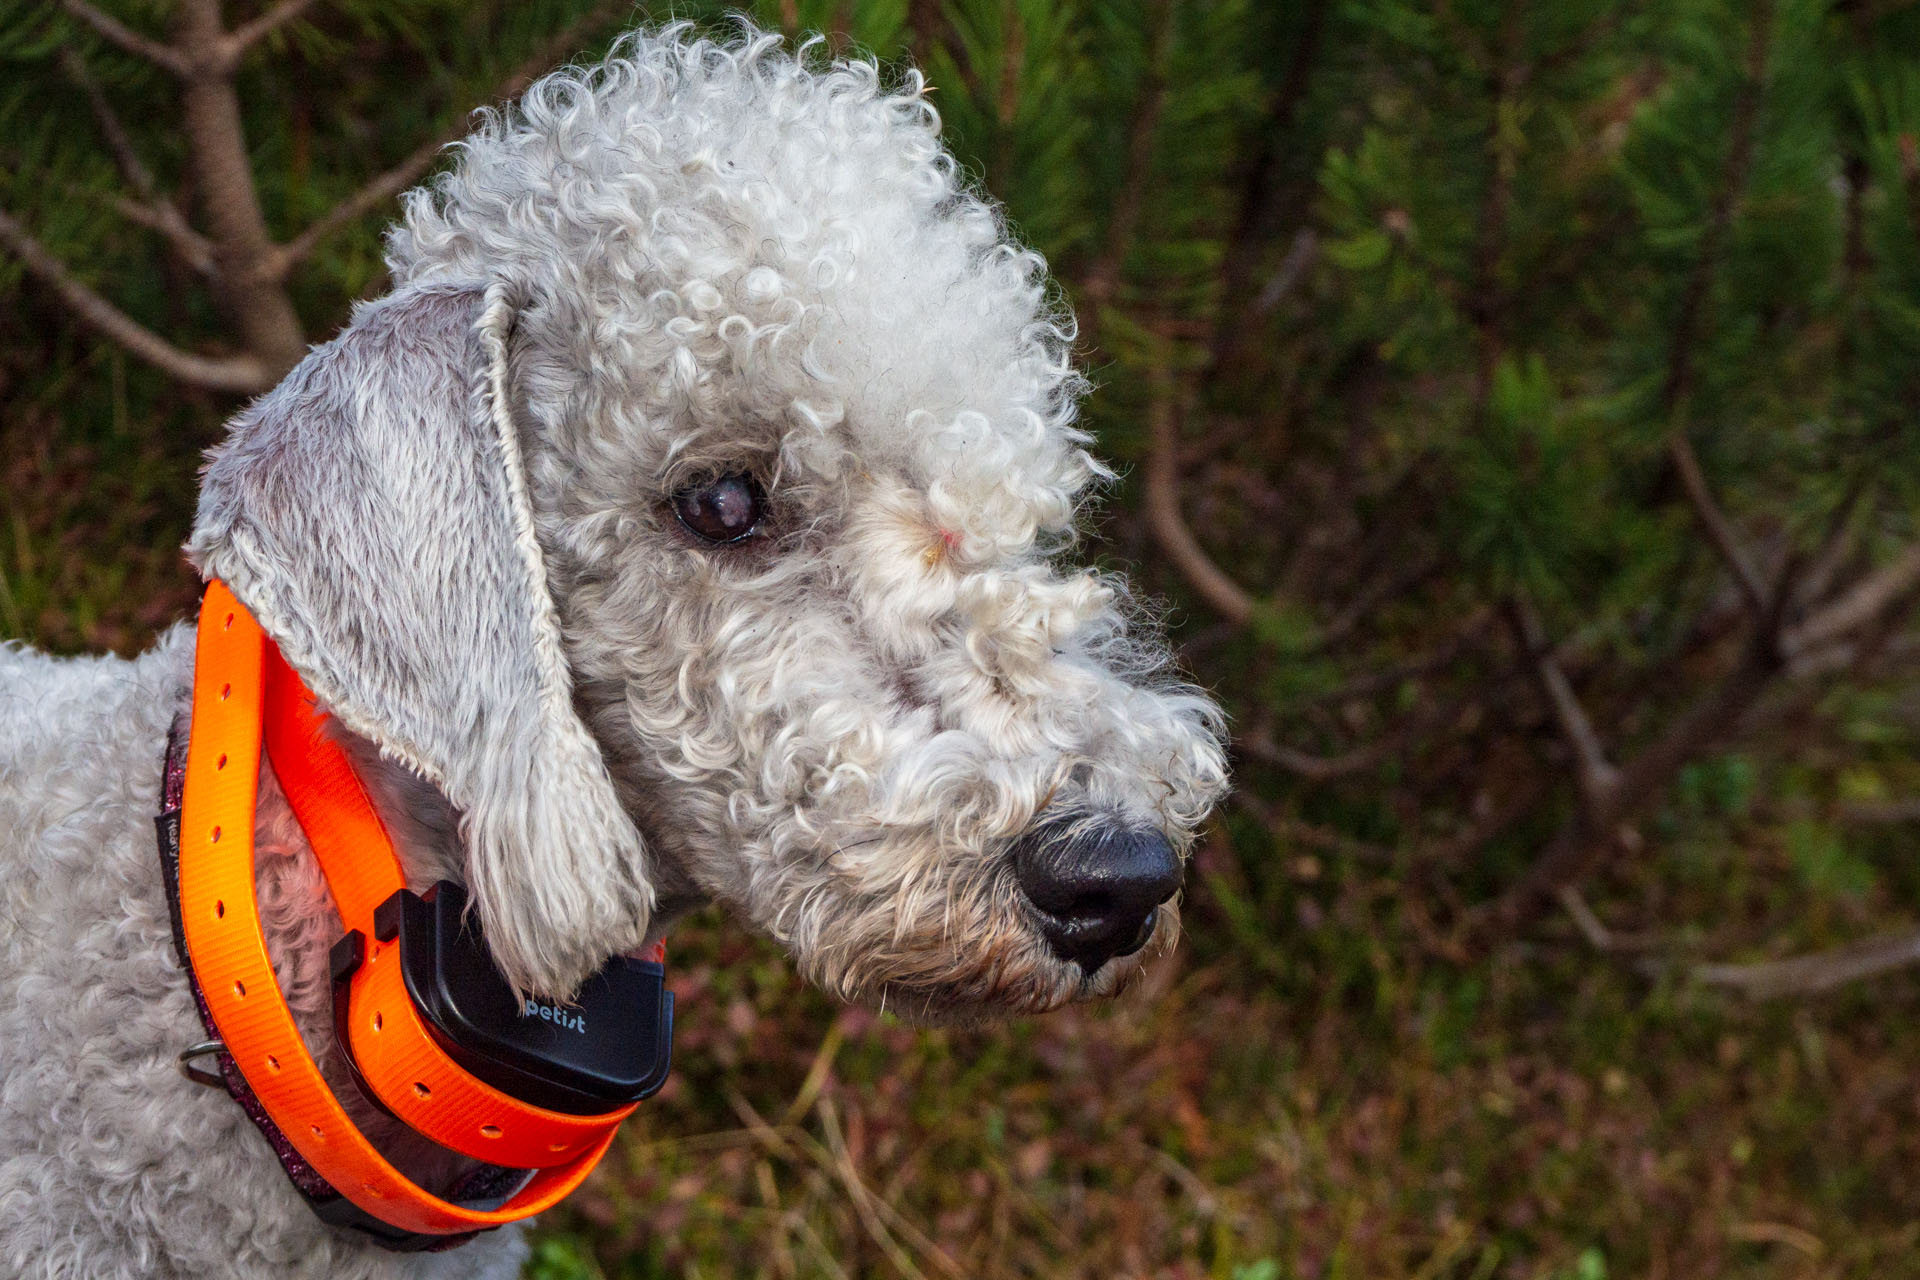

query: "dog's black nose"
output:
1012 825 1182 972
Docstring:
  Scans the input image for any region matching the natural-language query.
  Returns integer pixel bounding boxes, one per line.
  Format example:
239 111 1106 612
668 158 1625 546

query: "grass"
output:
520 846 1920 1280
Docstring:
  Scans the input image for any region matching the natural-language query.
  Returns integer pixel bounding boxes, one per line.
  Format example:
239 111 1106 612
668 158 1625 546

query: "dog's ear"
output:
189 281 651 999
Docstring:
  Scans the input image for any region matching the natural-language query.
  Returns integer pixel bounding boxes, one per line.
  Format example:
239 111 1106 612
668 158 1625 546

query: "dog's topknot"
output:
388 22 1100 562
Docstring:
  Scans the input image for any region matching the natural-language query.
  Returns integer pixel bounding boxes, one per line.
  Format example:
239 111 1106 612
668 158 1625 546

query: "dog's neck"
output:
242 722 475 1192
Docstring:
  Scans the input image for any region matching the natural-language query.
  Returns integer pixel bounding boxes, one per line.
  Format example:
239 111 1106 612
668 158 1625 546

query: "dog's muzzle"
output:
1010 823 1182 973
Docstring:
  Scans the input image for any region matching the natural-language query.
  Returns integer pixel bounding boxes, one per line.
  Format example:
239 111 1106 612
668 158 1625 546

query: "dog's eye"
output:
673 473 764 543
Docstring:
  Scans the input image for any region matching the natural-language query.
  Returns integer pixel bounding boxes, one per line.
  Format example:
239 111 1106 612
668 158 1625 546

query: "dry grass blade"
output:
780 1011 849 1126
814 1096 931 1280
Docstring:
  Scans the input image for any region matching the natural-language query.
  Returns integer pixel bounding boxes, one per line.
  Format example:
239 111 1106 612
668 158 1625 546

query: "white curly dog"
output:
0 24 1226 1279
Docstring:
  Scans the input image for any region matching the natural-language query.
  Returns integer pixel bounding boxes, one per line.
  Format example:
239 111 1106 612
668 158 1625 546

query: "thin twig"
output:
1668 433 1771 622
1242 719 1420 783
60 0 191 77
1481 637 1779 931
1506 599 1619 808
224 0 325 58
1837 799 1920 824
259 135 446 280
1230 790 1392 863
102 193 217 275
59 48 157 196
1143 365 1258 624
1696 929 1920 998
1556 886 1660 953
1783 544 1920 660
58 48 217 275
0 207 269 393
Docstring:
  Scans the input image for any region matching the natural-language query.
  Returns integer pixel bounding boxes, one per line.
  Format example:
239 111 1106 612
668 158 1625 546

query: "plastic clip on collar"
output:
177 581 650 1238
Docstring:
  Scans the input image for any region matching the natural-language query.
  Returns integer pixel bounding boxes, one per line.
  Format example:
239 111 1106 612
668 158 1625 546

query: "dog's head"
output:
189 25 1227 1019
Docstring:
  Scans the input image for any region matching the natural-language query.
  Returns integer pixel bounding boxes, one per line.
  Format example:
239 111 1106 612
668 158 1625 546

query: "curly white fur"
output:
0 24 1227 1278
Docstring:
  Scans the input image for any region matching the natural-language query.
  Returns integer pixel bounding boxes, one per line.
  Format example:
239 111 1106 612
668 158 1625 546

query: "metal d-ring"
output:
176 1040 228 1090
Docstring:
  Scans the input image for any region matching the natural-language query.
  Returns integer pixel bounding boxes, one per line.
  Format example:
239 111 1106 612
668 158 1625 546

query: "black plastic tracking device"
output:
331 880 674 1117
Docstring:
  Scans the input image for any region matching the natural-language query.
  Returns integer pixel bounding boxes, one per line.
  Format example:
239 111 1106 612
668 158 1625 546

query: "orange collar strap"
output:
176 581 646 1243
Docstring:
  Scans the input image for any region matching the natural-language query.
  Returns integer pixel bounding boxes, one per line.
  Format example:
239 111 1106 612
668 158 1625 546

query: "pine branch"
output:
59 0 191 77
1479 1 1792 934
0 207 270 393
1082 0 1174 313
261 3 622 281
1661 0 1777 623
1208 0 1330 376
1467 0 1527 418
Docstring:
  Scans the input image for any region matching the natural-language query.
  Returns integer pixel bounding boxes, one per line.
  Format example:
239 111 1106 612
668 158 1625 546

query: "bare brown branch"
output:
223 0 325 59
260 137 445 281
1241 728 1404 783
59 48 156 197
1669 432 1771 621
1143 368 1258 625
60 0 190 77
1784 543 1920 660
171 0 308 374
1506 599 1619 808
1481 637 1780 932
1232 791 1393 863
0 207 270 393
101 194 217 275
1696 930 1920 998
1838 799 1920 824
59 49 217 276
